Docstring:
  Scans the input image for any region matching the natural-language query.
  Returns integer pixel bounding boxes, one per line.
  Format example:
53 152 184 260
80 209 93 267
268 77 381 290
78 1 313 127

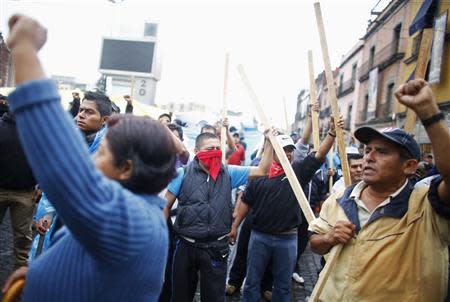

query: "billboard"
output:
99 37 156 77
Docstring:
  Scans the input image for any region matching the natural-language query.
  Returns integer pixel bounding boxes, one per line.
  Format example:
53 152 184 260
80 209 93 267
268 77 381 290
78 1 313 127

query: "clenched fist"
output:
325 220 355 246
7 14 47 51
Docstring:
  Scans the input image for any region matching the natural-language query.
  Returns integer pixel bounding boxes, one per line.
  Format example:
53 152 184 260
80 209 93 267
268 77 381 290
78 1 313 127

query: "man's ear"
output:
194 148 199 155
101 115 110 125
118 160 133 180
404 159 419 176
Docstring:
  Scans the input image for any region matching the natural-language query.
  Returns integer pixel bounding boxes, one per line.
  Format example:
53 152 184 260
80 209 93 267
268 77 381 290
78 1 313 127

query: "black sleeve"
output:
125 103 133 114
428 175 450 219
242 179 257 207
292 153 323 187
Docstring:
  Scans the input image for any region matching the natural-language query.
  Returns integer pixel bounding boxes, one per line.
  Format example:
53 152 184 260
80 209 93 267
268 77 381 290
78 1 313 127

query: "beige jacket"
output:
309 178 449 301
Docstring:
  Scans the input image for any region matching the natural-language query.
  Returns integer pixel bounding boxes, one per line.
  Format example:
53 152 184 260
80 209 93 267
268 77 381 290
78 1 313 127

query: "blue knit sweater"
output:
9 80 168 302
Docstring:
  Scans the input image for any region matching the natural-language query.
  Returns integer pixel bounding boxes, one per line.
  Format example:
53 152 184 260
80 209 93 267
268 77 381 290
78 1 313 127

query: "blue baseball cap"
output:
354 127 420 161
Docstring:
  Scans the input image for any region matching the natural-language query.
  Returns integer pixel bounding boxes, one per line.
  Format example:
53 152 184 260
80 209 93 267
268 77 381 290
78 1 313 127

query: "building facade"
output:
399 0 450 150
355 0 412 130
337 40 364 132
0 33 14 88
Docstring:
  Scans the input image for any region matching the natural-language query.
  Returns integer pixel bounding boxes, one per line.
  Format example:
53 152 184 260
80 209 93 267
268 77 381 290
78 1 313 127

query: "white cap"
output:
346 146 360 155
276 134 296 149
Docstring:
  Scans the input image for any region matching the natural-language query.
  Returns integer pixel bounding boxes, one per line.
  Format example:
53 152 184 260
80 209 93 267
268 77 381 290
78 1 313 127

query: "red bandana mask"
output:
268 161 285 179
197 150 223 181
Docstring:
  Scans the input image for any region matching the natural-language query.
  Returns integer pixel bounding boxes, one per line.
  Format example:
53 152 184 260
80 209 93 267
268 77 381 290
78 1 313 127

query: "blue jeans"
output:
242 230 297 302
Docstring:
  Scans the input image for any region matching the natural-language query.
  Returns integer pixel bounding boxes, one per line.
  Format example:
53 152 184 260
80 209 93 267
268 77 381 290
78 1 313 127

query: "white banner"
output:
429 11 448 84
367 68 379 120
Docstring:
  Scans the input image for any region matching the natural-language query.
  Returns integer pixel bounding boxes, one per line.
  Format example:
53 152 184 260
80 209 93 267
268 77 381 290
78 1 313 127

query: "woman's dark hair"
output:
106 115 177 194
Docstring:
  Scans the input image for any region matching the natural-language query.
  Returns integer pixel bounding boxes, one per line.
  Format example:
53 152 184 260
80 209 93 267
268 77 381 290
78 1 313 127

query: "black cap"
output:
354 127 420 161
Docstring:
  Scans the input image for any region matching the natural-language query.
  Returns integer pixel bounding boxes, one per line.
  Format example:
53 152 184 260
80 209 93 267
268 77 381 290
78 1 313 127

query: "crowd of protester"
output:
1 14 450 302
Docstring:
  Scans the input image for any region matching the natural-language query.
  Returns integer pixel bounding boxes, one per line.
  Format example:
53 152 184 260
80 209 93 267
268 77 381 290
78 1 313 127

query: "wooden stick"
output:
283 97 290 133
314 2 351 187
328 146 334 192
310 3 351 301
404 28 433 133
221 53 230 163
130 76 136 100
237 65 315 224
308 50 321 151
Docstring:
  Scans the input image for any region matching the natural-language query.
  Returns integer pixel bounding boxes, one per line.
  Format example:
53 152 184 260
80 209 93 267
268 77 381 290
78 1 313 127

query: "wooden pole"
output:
328 145 334 192
404 28 433 133
308 50 321 151
283 97 290 133
310 3 352 301
314 2 351 187
221 53 230 163
130 76 136 100
237 65 315 224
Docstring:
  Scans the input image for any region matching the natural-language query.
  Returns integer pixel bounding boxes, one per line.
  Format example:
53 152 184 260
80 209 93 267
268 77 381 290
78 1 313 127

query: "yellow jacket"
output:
309 177 449 301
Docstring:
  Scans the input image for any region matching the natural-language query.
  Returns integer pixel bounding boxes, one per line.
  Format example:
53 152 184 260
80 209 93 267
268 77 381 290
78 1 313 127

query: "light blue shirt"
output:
168 165 250 197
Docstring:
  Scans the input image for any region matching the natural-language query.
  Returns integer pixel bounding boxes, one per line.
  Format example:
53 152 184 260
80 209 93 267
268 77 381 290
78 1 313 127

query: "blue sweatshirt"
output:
9 79 168 302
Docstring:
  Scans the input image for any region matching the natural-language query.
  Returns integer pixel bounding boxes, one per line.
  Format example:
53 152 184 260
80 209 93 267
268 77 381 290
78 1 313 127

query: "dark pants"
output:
171 238 229 302
0 188 35 268
243 231 297 302
228 213 273 292
294 213 308 274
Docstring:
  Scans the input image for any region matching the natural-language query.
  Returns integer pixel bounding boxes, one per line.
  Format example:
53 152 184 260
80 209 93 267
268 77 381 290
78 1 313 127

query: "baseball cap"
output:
345 146 360 155
354 127 420 160
276 134 296 149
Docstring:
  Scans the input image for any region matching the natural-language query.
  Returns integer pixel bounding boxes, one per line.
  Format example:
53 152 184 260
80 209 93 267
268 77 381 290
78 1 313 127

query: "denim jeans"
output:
242 230 297 302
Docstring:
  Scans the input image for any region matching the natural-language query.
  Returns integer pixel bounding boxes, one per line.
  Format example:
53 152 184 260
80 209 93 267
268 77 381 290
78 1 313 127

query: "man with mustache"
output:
308 79 450 301
164 131 273 302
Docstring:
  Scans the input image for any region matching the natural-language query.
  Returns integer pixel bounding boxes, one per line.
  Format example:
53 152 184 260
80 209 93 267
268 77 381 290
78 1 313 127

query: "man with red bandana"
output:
164 131 273 302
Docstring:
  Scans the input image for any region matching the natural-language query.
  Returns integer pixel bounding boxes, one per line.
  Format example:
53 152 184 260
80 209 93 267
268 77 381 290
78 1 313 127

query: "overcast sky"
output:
1 0 384 126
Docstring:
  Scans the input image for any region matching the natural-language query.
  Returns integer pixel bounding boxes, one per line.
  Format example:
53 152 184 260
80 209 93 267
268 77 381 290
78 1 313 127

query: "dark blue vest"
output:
174 159 232 239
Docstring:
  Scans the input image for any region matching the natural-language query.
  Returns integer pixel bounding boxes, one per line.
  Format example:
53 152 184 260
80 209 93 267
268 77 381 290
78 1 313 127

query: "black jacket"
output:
0 113 36 189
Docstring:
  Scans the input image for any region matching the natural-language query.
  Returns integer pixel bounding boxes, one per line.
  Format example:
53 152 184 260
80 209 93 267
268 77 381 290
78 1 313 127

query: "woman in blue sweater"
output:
3 15 175 301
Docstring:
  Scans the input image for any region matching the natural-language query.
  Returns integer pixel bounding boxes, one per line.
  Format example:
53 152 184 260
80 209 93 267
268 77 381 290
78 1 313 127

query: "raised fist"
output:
7 14 47 51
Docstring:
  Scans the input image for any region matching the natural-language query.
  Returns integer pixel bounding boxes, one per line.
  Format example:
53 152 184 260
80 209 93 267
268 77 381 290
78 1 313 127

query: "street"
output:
0 210 321 302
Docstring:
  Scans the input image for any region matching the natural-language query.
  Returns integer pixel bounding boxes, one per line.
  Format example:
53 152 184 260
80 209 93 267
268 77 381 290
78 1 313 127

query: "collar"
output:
350 180 409 201
337 180 413 233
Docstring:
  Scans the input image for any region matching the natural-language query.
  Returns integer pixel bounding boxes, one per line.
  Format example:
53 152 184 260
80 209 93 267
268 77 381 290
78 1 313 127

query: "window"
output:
339 74 344 93
369 46 376 69
393 23 402 53
347 104 353 129
351 64 357 82
385 82 395 115
411 31 423 57
363 93 369 121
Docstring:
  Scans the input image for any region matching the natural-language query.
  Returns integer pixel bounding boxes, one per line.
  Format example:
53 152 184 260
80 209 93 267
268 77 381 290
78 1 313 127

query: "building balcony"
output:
337 79 356 98
358 39 406 81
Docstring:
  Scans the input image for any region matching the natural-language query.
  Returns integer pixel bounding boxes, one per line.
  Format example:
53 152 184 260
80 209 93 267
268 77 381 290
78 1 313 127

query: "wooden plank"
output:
309 3 352 301
237 65 316 224
404 28 433 133
308 50 321 151
221 53 230 163
314 2 351 187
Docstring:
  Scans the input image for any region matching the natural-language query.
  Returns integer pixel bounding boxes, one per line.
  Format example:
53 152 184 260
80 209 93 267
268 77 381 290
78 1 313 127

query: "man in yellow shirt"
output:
309 79 450 301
